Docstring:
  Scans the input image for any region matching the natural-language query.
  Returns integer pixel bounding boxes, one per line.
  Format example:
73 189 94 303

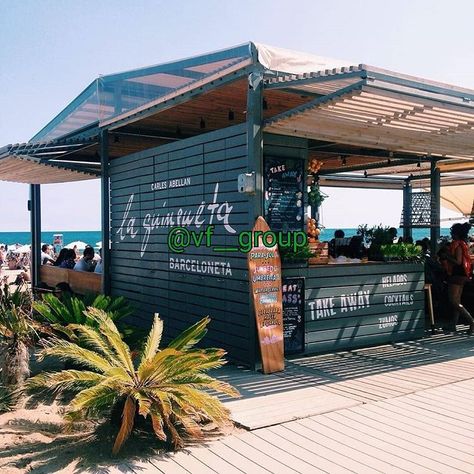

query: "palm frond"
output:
167 317 210 351
133 391 152 417
150 409 167 441
69 382 122 413
169 374 240 398
174 407 204 439
137 348 180 383
112 396 136 455
37 338 116 373
141 314 163 363
167 386 230 423
86 308 135 374
68 323 116 363
27 370 106 392
0 385 14 412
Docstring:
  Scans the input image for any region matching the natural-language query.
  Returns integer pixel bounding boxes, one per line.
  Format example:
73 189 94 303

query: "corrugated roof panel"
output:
265 83 474 162
0 156 98 184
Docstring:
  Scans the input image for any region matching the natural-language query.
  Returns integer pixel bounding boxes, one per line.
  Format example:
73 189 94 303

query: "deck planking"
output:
130 334 474 473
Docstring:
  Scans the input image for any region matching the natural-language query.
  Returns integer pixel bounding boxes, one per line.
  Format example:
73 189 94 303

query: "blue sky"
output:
1 0 472 231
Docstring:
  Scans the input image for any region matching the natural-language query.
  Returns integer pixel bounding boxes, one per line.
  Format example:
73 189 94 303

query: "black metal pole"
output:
430 161 441 255
29 184 41 288
402 180 412 241
100 129 111 295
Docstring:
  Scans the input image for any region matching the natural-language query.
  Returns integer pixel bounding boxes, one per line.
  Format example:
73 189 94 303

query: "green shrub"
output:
27 311 239 454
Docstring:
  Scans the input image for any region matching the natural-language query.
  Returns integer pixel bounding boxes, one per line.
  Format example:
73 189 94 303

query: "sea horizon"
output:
0 227 454 247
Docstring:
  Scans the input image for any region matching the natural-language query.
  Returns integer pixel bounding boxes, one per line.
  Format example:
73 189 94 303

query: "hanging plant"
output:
308 183 327 208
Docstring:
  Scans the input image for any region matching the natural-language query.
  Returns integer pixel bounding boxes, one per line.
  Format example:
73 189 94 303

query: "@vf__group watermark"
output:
167 225 307 253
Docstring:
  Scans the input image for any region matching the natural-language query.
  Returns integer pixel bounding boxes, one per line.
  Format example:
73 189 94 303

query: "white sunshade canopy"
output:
65 241 89 250
440 184 474 216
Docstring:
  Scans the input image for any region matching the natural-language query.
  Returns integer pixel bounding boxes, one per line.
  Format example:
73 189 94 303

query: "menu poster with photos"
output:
264 157 304 232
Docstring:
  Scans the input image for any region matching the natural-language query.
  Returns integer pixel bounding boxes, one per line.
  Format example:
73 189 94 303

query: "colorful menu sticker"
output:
247 216 284 374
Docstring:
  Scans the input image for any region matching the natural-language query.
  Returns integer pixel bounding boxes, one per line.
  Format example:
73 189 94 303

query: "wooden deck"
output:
120 331 474 473
215 331 474 429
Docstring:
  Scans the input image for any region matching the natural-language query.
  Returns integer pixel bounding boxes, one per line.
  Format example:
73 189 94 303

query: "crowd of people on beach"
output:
0 242 103 286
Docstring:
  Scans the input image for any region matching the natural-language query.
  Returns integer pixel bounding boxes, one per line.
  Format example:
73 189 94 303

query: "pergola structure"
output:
1 42 473 290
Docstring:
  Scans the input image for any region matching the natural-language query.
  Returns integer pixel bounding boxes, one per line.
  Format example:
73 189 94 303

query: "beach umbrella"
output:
65 241 88 250
13 245 31 253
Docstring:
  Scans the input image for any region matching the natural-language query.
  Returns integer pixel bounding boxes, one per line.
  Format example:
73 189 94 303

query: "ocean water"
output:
0 231 102 247
321 228 452 242
0 228 452 247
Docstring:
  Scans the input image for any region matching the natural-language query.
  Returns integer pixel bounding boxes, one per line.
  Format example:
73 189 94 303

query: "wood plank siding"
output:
283 262 425 354
109 124 254 365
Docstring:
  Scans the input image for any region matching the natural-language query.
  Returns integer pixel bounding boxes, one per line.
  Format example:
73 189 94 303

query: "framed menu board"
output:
282 277 305 354
264 156 304 232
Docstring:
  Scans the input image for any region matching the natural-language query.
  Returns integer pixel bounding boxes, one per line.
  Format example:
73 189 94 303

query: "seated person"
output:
14 267 31 285
56 249 76 269
41 244 55 265
329 229 345 257
94 249 103 274
73 246 96 272
54 248 68 267
0 245 6 266
348 235 365 259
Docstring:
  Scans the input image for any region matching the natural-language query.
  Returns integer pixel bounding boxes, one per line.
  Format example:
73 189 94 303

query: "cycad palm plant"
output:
27 309 239 454
33 293 132 327
33 293 134 342
0 284 37 387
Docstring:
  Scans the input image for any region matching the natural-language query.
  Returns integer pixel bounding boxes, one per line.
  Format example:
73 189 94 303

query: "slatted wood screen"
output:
109 124 253 365
283 262 425 354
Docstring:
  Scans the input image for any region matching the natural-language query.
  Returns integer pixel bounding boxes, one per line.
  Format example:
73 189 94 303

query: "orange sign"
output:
247 216 284 374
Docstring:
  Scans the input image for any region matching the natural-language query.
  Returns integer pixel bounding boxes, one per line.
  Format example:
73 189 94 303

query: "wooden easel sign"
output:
247 216 285 374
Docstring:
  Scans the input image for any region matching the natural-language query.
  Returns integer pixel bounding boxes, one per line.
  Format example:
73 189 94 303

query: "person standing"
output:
441 223 474 334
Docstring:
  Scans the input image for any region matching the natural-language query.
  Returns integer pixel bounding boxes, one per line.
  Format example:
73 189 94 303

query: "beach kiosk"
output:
1 43 474 369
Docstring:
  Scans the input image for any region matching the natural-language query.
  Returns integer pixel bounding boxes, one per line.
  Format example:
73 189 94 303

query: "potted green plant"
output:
279 242 314 267
380 243 423 262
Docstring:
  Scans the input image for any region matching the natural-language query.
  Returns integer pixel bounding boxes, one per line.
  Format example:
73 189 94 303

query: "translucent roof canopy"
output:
31 43 254 142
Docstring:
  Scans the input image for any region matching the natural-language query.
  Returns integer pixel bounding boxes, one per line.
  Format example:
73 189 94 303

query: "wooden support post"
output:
100 129 111 295
29 184 41 289
246 49 264 370
430 161 441 255
403 180 412 241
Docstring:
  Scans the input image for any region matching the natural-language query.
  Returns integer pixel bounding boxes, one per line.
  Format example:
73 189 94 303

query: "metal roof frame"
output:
31 43 255 143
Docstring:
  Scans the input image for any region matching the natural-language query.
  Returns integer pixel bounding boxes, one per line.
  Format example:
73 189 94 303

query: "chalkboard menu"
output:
264 157 304 232
282 277 305 354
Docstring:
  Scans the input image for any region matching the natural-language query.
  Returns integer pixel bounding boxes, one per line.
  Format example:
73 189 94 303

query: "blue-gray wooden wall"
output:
109 124 253 365
283 262 425 354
